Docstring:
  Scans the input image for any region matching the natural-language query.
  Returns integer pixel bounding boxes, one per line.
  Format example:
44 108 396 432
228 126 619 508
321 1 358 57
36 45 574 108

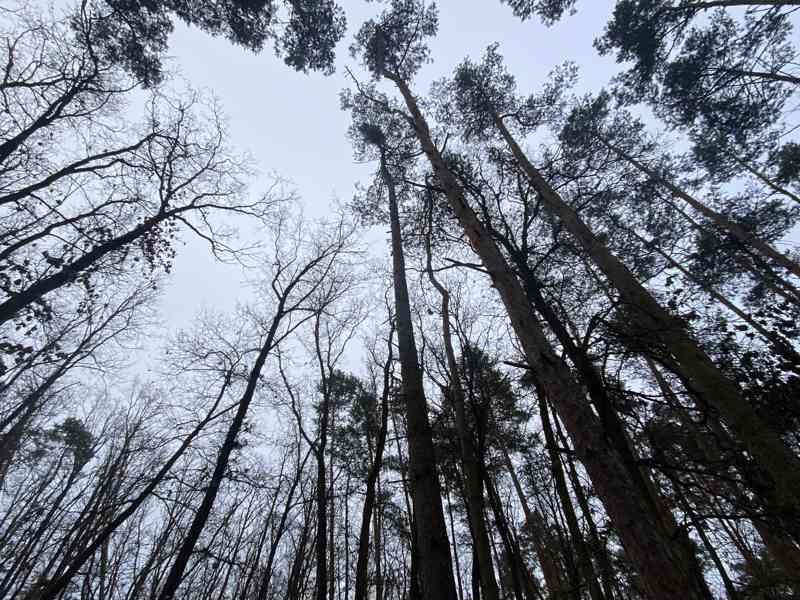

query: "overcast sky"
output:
154 0 623 340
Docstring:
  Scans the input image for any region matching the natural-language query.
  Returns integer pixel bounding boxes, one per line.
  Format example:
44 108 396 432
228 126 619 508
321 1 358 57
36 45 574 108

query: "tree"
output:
352 3 720 597
499 0 578 24
594 1 799 179
85 0 346 85
343 71 459 600
448 43 800 524
155 213 359 600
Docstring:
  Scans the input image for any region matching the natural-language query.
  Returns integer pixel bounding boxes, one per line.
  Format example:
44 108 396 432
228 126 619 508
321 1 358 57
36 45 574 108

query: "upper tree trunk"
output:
155 302 288 600
597 135 800 278
386 72 713 600
380 150 458 600
493 115 800 516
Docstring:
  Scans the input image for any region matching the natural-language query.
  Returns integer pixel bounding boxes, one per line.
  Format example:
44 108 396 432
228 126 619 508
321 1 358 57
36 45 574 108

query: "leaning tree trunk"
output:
154 301 290 600
597 134 800 278
384 71 713 600
492 113 800 515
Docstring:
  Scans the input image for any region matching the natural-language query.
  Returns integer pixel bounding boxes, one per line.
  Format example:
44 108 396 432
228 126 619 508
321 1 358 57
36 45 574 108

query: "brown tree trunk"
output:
493 115 800 515
385 72 713 599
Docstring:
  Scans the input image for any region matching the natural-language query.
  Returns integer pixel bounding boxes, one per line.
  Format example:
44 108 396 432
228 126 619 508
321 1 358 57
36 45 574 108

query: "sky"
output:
156 0 625 337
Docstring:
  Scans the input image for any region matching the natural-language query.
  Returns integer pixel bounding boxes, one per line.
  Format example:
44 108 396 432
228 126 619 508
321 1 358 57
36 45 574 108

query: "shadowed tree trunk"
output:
383 70 714 599
491 114 800 513
379 143 458 600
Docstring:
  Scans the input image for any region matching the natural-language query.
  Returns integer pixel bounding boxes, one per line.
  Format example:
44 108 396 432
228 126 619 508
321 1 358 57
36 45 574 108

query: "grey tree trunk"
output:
380 148 458 600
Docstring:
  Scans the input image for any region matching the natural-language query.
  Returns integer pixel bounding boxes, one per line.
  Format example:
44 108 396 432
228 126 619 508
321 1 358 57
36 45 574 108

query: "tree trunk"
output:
598 134 800 278
550 421 618 600
483 474 539 600
423 195 500 600
538 396 606 600
493 114 800 515
315 444 328 600
385 72 713 599
256 449 311 600
446 489 466 600
380 147 457 600
354 324 393 600
0 210 170 326
503 449 569 599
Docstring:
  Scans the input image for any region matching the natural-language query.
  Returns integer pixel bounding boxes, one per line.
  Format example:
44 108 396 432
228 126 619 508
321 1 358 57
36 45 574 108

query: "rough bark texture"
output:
494 116 800 515
387 73 712 599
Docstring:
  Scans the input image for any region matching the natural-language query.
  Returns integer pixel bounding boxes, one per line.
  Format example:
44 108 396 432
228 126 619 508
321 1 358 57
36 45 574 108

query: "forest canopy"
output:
1 1 799 600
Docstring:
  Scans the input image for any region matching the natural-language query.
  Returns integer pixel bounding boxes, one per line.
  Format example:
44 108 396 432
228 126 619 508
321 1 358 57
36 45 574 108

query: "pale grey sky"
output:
157 0 622 332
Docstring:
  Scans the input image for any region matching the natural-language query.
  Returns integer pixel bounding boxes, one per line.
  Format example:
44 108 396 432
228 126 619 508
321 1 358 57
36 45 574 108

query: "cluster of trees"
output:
1 1 799 599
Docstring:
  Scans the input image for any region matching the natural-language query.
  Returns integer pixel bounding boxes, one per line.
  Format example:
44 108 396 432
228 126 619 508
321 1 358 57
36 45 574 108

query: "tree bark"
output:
493 115 800 515
380 147 458 600
385 72 714 599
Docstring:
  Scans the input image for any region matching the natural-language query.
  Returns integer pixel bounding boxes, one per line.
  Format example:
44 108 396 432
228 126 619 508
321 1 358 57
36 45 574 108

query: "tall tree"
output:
344 80 459 600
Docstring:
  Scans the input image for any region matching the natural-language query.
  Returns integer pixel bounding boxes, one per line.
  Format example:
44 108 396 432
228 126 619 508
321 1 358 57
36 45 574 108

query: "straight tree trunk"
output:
446 489 466 600
647 359 800 588
503 449 570 599
354 324 394 600
423 198 501 600
256 449 311 600
483 474 539 600
315 442 328 600
380 147 458 600
537 396 606 600
549 422 618 600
